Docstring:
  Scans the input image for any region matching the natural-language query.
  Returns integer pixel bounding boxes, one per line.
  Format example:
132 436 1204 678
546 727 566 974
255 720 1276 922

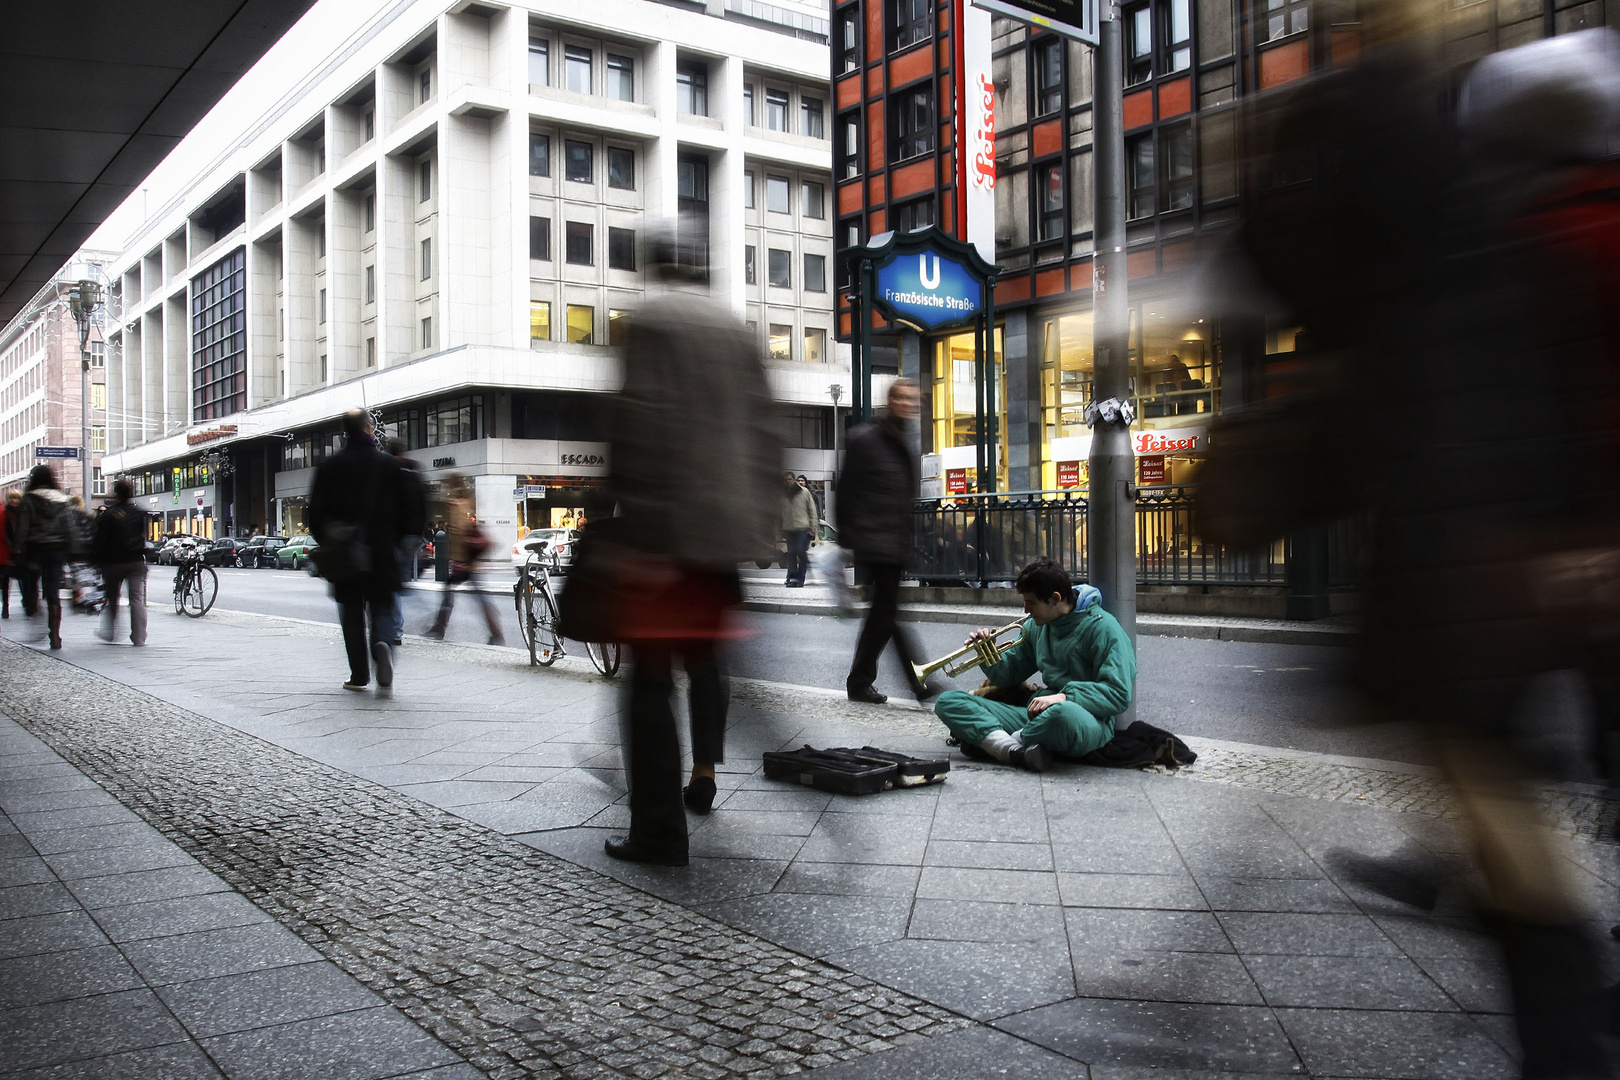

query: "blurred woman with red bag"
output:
425 473 503 645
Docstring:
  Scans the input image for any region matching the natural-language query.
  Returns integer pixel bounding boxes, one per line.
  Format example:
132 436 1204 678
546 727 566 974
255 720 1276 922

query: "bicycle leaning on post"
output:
513 540 618 675
171 548 218 618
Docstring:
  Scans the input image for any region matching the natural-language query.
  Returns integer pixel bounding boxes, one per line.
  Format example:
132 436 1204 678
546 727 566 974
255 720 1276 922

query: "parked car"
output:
510 528 575 572
157 536 206 565
200 538 249 567
237 535 288 568
143 540 163 564
276 534 319 571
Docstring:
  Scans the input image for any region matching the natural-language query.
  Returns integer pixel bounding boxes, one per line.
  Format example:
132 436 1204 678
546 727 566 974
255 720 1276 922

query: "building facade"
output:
100 0 842 545
836 0 1614 500
0 255 112 502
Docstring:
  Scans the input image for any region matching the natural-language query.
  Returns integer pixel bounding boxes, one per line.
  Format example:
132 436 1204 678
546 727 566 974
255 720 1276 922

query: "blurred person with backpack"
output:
424 473 502 645
92 478 149 646
13 465 76 648
309 409 422 691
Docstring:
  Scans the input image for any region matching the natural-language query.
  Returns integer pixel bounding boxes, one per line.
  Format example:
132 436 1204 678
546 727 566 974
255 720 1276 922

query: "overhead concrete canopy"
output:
0 1 318 326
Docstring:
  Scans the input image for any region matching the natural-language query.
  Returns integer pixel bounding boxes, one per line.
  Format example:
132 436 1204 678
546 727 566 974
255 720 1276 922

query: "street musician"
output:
934 557 1136 772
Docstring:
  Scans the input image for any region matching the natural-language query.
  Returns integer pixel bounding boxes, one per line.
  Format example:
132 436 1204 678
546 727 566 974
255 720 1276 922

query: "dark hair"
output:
112 477 135 501
1016 557 1076 605
26 464 56 491
341 409 372 439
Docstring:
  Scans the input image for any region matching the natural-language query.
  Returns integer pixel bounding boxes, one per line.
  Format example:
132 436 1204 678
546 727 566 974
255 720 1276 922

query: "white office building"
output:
99 0 842 545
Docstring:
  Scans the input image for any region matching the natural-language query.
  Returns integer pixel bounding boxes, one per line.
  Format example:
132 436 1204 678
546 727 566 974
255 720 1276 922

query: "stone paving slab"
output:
0 637 967 1080
5 605 1620 1078
0 721 471 1080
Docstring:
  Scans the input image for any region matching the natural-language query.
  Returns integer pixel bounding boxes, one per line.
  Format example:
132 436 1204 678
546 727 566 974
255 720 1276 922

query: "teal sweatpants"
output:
934 690 1116 759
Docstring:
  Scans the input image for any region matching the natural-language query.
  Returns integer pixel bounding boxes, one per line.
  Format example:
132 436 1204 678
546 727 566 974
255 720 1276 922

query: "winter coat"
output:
14 488 75 560
93 501 149 566
782 484 818 533
981 586 1137 721
610 289 781 568
308 436 422 599
443 494 481 563
836 418 917 565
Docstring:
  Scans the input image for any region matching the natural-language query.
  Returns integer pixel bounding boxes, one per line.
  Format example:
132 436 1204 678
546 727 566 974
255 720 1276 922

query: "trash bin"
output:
434 529 449 583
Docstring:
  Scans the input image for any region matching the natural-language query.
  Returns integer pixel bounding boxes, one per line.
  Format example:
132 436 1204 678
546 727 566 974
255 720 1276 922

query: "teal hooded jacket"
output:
980 585 1137 719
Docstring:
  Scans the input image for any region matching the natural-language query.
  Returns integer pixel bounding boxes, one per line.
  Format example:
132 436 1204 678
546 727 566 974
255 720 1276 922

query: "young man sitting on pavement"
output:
934 558 1136 772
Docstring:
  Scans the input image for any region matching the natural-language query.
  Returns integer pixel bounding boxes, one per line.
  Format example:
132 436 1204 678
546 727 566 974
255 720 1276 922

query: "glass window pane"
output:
768 324 792 360
804 253 826 292
745 245 756 284
565 46 592 94
529 132 551 177
607 54 634 101
766 89 789 131
802 180 825 218
608 147 635 190
565 221 593 264
803 327 826 363
744 170 755 209
802 97 824 138
766 175 790 213
530 216 550 260
609 309 631 345
566 304 593 344
566 140 592 182
768 248 791 287
608 226 636 271
530 302 551 344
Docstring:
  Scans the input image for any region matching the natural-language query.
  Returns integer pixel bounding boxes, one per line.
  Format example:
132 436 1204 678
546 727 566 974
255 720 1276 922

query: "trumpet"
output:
911 620 1026 684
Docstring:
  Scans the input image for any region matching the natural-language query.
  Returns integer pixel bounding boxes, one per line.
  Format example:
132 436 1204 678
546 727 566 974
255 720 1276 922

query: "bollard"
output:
434 529 449 583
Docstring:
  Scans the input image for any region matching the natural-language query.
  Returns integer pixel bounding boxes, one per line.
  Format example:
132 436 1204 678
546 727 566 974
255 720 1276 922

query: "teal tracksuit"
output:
934 586 1136 758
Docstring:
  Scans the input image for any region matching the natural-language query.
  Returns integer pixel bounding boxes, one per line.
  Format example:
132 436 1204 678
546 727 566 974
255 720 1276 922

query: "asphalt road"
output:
121 561 1484 769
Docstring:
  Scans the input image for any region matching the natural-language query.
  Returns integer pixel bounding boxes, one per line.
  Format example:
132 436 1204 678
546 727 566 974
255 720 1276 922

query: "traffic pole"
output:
1087 3 1136 659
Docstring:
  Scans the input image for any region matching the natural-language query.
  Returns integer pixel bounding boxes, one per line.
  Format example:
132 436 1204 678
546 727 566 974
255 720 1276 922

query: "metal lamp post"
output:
66 280 102 501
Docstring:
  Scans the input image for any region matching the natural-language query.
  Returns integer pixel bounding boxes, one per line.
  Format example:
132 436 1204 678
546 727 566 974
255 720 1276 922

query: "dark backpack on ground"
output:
1080 721 1197 770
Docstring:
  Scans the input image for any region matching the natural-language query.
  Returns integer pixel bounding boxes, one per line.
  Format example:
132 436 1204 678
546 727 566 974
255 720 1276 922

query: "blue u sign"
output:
875 252 983 332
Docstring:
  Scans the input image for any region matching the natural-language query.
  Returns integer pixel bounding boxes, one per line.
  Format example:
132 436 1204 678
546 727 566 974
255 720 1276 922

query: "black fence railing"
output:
911 486 1368 588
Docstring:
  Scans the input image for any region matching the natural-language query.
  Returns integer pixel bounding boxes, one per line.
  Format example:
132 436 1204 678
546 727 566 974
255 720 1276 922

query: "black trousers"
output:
0 564 12 614
623 640 727 854
847 562 923 692
337 593 389 685
18 556 61 617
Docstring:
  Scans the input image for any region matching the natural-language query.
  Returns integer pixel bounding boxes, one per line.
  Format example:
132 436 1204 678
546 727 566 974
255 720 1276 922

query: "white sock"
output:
979 729 1019 763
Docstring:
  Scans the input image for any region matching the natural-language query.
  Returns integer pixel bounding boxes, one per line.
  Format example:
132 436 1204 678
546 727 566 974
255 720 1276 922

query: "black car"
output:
143 540 162 564
237 535 288 568
201 538 249 567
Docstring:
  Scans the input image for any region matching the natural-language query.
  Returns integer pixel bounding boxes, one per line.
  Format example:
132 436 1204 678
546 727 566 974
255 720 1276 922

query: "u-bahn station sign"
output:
867 227 998 335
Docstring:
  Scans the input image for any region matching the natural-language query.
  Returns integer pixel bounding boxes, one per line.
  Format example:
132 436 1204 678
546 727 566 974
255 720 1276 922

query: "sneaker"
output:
342 681 368 692
372 641 394 688
1010 743 1054 773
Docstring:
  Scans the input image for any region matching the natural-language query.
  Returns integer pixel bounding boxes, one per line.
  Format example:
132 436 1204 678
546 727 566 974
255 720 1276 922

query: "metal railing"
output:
910 486 1367 589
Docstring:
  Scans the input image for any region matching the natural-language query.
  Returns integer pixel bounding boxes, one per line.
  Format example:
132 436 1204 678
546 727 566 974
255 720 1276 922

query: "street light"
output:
66 280 102 501
828 382 844 517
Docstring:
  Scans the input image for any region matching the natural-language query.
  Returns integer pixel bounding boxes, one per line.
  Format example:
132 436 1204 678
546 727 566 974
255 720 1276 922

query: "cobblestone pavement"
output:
0 638 963 1080
8 605 1620 1079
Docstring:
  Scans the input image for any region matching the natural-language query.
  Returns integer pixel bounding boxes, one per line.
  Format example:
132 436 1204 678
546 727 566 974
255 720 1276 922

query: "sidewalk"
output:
1 603 1614 1078
413 571 1360 648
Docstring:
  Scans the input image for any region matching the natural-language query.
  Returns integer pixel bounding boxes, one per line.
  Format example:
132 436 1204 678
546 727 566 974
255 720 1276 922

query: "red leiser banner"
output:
1139 455 1166 484
946 469 969 495
1056 461 1081 488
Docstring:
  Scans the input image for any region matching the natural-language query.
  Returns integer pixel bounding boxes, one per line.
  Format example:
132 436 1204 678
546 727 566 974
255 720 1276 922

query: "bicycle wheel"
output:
173 569 187 615
585 640 621 677
182 566 217 617
532 584 562 666
514 572 539 666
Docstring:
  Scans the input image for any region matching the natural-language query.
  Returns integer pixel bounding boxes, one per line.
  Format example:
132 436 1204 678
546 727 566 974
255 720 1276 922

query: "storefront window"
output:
1133 304 1217 422
426 395 484 448
1039 313 1093 490
930 327 1008 490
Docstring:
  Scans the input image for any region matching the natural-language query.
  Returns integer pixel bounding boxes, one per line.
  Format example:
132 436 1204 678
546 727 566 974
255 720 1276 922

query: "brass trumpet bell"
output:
911 620 1026 685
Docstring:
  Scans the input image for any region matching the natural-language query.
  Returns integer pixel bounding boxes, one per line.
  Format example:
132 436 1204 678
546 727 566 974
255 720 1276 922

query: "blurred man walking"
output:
310 409 422 691
838 379 931 704
601 227 779 865
92 478 149 646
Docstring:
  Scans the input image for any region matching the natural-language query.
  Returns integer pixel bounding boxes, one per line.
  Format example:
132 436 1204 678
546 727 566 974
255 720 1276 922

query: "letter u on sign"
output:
918 254 940 290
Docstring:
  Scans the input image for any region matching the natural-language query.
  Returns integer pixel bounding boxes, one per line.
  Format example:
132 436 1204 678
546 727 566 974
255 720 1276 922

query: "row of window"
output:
836 86 935 179
744 247 828 293
0 364 41 413
527 133 636 189
528 217 638 272
529 303 628 348
744 172 826 218
528 37 636 100
1 402 44 445
1 327 45 380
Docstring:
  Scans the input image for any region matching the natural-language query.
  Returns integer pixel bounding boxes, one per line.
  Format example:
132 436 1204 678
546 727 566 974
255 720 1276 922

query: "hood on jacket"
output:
1074 584 1103 612
28 488 71 514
